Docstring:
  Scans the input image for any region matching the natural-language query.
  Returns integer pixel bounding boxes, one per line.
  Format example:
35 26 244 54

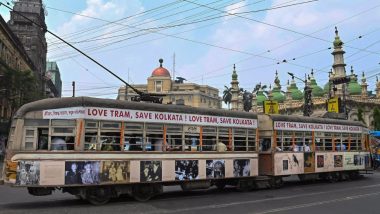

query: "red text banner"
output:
274 121 362 133
42 107 257 129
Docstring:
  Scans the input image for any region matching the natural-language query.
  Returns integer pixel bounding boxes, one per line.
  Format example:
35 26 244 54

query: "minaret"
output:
331 27 346 97
376 76 380 98
361 72 368 99
230 64 240 111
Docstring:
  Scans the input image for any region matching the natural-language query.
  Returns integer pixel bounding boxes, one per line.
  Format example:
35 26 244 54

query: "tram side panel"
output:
8 153 259 187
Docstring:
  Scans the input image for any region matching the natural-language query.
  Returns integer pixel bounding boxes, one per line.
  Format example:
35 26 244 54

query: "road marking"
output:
254 191 380 214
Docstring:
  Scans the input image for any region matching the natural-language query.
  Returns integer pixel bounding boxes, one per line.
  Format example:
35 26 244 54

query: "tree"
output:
222 86 232 109
374 107 380 130
357 108 365 124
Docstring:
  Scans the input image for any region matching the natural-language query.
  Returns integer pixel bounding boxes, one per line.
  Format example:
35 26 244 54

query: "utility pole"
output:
288 72 313 116
72 81 75 97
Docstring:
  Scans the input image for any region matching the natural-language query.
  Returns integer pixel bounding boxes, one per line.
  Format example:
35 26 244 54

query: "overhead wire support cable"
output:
0 2 164 103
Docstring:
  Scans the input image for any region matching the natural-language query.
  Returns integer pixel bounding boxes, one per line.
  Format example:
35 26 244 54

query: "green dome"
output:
272 86 285 102
348 75 361 95
289 79 303 100
256 90 267 106
310 79 324 97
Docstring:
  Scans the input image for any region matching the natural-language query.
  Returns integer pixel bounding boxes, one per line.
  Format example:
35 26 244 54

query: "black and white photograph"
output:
140 161 162 182
206 160 225 179
65 161 100 185
283 159 289 171
233 159 251 177
354 155 364 166
16 161 40 185
175 160 199 180
101 161 130 183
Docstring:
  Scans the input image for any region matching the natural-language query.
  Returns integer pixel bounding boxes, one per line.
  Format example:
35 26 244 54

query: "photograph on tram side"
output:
140 161 162 182
354 155 364 166
206 160 225 179
175 160 199 180
304 153 315 172
101 161 130 183
65 161 101 185
233 159 250 177
334 155 343 167
16 161 40 185
317 155 324 168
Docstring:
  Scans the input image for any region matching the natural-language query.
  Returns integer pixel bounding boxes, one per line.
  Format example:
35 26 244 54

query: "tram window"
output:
341 134 349 151
293 132 304 152
282 131 293 151
146 124 164 151
100 132 121 151
218 128 230 151
275 131 282 151
51 136 74 150
334 133 343 151
247 129 256 151
53 127 74 134
124 123 143 151
185 135 199 151
85 121 98 128
260 138 271 152
234 128 247 151
37 128 48 150
84 130 98 151
202 127 216 151
304 132 312 152
315 132 324 151
24 119 49 126
166 125 183 151
101 122 120 129
51 119 76 127
350 134 358 151
24 129 36 150
324 133 333 151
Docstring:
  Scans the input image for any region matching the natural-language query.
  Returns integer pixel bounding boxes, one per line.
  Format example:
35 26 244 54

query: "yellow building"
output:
118 59 222 109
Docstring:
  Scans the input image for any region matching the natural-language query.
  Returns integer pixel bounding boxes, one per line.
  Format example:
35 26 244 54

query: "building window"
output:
155 80 163 92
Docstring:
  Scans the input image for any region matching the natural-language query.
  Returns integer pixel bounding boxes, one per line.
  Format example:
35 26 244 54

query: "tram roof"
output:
267 114 366 127
14 96 258 119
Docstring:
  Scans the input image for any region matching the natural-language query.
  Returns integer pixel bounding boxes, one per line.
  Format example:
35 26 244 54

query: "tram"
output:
0 97 372 204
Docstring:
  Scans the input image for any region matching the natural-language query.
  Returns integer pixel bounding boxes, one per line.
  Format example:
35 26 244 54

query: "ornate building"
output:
229 28 380 129
117 59 222 108
46 61 62 97
8 0 48 94
0 15 36 135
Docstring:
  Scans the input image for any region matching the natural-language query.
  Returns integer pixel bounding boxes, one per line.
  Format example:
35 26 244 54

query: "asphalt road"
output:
1 172 380 214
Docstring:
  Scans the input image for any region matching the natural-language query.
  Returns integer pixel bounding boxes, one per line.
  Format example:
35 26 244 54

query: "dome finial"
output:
311 69 314 76
159 58 163 67
232 64 238 80
335 26 339 36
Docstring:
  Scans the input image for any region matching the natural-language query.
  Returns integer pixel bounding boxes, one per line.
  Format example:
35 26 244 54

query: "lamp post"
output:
287 72 313 117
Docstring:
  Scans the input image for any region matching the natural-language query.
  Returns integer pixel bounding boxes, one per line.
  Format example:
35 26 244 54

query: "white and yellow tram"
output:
0 97 371 204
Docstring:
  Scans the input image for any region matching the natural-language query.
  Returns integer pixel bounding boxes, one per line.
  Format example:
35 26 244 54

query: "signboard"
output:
327 98 339 113
263 100 279 114
42 107 257 129
274 121 362 133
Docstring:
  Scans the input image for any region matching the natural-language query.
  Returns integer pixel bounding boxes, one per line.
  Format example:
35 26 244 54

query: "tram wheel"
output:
270 177 283 189
132 184 155 202
215 181 226 190
85 187 111 205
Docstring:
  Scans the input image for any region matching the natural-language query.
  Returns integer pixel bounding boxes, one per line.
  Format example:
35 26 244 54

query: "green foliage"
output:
357 108 365 124
374 107 380 130
1 67 44 112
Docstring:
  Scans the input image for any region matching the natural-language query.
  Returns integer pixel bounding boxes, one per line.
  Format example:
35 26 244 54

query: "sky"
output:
1 0 380 99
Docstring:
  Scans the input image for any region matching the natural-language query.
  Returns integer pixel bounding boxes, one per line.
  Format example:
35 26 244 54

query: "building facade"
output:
229 28 380 129
0 15 36 135
46 61 62 97
8 0 48 94
117 59 222 109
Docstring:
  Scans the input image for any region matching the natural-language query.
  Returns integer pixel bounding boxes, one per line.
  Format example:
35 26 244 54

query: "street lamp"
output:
287 72 313 117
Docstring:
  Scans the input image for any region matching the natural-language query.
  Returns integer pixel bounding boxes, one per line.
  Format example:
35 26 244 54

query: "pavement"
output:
0 171 380 214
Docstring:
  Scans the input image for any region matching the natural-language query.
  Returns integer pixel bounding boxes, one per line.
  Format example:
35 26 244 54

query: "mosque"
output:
228 28 380 129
